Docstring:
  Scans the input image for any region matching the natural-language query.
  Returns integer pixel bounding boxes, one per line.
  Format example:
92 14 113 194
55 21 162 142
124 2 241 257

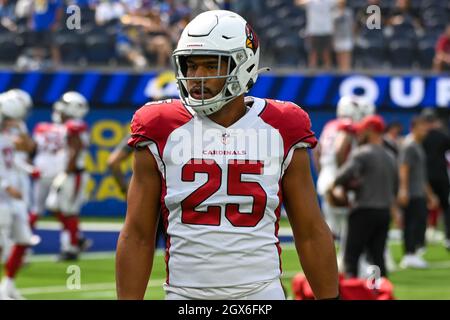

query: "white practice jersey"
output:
316 118 353 196
63 119 90 171
0 132 18 202
129 97 317 288
34 120 89 175
32 122 67 178
4 121 31 176
3 120 35 207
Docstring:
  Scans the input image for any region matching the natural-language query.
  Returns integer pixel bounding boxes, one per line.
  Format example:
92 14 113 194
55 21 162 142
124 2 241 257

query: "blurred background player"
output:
398 115 439 269
30 105 67 228
0 93 39 300
1 89 35 212
331 115 397 279
1 89 40 229
314 94 374 270
383 121 404 158
420 108 450 250
45 91 92 261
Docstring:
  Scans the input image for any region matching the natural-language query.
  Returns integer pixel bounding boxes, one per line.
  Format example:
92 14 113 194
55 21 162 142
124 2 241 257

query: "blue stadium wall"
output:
1 70 449 217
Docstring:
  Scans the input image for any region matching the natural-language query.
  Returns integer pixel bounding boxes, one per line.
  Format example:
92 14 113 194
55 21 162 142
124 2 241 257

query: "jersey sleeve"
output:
281 102 318 151
280 102 317 172
336 119 356 134
65 120 88 135
128 100 193 154
260 100 318 173
32 122 51 140
127 104 161 149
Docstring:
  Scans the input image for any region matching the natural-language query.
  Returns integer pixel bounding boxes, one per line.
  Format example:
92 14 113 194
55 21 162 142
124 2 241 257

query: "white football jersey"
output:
316 118 354 196
33 122 67 178
0 132 18 202
129 97 317 288
63 119 90 172
4 120 31 173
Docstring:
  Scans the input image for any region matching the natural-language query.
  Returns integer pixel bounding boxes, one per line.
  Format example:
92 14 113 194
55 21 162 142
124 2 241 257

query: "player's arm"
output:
116 148 161 300
66 133 83 173
397 163 409 207
282 148 339 299
13 133 36 154
335 131 352 167
425 183 439 210
397 143 414 208
108 142 133 195
333 151 362 187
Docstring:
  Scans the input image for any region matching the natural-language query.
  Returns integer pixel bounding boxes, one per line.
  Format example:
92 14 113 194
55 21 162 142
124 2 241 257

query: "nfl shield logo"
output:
222 133 231 145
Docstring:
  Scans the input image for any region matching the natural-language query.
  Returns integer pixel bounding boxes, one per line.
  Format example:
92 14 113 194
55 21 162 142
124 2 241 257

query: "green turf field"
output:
12 241 450 300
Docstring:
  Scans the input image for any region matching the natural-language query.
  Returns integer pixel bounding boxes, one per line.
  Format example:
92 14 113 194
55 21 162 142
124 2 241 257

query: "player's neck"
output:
206 95 247 128
369 135 383 145
411 133 423 143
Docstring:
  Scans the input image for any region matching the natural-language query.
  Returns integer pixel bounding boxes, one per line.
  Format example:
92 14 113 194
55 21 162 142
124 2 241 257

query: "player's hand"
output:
391 206 403 229
31 168 41 180
397 188 409 207
326 185 349 207
427 193 439 211
6 186 22 200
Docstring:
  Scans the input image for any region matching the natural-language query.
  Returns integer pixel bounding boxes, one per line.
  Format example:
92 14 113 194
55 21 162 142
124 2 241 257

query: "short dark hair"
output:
410 115 427 129
385 121 403 132
421 108 438 123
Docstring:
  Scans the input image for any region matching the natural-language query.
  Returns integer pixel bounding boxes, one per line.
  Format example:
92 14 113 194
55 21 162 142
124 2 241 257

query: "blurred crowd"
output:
0 0 196 69
0 0 449 71
239 0 450 71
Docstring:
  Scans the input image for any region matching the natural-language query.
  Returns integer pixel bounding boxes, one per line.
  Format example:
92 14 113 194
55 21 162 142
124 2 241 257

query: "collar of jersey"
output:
194 96 265 130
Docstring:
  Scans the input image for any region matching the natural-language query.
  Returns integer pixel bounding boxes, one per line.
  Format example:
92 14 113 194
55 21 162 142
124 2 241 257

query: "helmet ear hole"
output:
229 59 237 73
246 79 254 91
178 56 188 77
180 82 189 97
224 88 233 97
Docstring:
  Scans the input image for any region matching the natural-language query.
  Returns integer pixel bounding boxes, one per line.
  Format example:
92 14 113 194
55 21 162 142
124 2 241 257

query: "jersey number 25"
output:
181 159 267 227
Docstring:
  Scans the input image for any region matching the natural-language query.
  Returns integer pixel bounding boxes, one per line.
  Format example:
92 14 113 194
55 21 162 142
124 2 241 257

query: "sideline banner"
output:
1 70 449 108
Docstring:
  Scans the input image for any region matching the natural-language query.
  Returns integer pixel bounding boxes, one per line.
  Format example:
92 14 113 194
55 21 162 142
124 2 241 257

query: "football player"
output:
0 93 39 300
30 109 66 228
116 10 339 300
314 95 374 270
1 89 36 210
45 92 92 261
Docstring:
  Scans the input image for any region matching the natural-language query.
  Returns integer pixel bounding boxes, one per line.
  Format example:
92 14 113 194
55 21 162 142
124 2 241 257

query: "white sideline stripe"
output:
28 251 117 262
20 271 301 296
37 221 124 232
35 224 421 240
35 222 294 236
28 244 300 262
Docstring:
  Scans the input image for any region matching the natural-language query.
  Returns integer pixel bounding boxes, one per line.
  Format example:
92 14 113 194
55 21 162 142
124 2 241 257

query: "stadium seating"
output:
54 30 85 64
0 31 23 63
388 22 417 68
418 33 439 68
355 28 387 69
0 0 448 70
